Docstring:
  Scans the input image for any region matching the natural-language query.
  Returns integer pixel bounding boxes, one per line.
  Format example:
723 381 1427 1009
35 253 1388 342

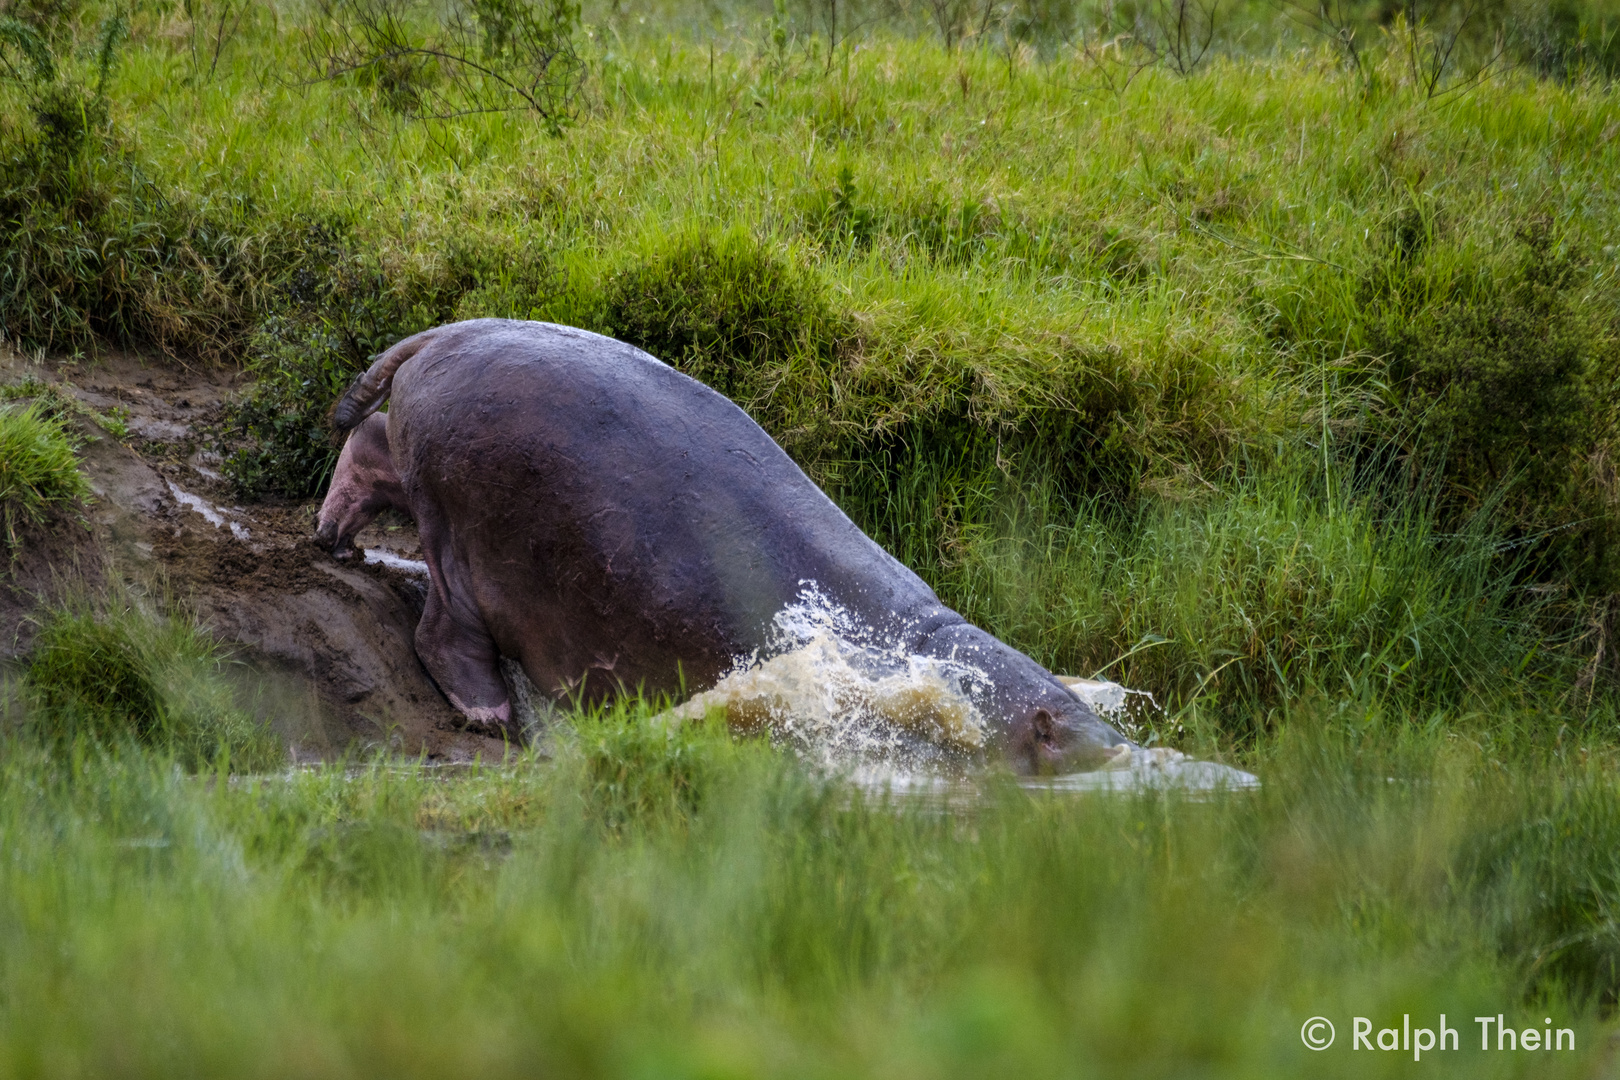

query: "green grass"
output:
23 602 286 771
0 401 89 551
895 453 1567 743
0 708 1615 1077
4 7 1620 1072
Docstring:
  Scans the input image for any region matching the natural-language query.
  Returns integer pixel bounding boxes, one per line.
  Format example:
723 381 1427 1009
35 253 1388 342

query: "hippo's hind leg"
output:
414 582 514 737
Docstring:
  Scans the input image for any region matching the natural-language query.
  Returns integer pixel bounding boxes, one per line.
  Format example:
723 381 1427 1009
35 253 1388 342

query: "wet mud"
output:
0 346 509 762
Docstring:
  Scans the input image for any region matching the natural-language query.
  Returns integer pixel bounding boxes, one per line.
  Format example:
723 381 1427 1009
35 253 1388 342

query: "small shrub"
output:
27 609 162 741
0 401 89 550
1367 219 1619 583
25 605 282 770
28 80 106 156
218 249 425 500
1006 0 1080 53
307 0 584 133
1375 224 1599 505
601 231 845 408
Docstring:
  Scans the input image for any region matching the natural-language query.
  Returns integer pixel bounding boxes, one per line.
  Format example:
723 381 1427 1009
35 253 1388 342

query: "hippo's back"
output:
386 319 943 700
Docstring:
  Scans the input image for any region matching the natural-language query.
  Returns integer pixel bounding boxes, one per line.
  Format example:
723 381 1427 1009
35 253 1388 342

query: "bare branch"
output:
304 0 583 133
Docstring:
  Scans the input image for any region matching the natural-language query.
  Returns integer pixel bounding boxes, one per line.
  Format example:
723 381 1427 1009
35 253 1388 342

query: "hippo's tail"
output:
330 328 440 432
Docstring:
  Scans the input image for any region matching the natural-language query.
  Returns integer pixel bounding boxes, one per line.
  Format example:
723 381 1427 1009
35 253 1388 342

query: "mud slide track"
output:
0 348 509 761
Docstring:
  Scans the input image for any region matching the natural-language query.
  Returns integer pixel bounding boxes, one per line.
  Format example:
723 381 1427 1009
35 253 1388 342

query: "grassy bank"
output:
3 0 1616 732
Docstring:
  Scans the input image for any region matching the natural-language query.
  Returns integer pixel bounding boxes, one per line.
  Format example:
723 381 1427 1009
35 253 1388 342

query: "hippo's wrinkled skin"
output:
316 319 1131 772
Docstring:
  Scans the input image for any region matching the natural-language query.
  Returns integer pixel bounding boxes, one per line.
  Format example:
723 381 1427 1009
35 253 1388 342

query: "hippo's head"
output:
316 412 408 557
913 620 1133 774
1005 683 1131 774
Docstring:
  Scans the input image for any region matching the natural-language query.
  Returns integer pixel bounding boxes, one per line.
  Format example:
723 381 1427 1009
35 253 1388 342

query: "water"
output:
657 586 991 771
509 584 1260 794
167 481 250 541
362 548 429 576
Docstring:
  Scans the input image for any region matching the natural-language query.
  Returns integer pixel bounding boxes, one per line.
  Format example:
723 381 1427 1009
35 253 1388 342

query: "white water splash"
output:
1030 747 1261 793
1055 675 1162 744
658 584 989 768
653 584 1261 793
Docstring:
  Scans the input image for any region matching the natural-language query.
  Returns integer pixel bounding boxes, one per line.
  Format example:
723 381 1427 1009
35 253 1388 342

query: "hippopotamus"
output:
315 318 1132 773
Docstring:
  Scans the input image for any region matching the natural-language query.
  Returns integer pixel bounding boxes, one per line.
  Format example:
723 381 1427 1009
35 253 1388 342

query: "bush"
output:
1368 219 1619 583
601 231 845 405
218 225 558 499
217 237 426 500
0 401 88 550
306 0 584 133
24 604 282 770
1375 224 1599 503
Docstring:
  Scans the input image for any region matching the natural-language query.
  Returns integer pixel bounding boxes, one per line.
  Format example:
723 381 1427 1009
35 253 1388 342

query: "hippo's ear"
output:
1032 708 1056 746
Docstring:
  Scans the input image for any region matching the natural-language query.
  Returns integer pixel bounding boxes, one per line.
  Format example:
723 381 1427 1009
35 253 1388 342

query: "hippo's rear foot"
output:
415 588 515 739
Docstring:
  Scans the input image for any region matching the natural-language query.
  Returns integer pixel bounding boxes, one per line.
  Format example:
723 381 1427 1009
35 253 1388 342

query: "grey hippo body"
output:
316 319 1130 772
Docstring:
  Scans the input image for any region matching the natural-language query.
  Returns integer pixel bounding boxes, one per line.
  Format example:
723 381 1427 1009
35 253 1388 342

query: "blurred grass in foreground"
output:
0 702 1615 1078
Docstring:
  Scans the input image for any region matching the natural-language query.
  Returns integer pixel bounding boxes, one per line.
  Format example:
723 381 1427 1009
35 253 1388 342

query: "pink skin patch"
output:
447 696 513 726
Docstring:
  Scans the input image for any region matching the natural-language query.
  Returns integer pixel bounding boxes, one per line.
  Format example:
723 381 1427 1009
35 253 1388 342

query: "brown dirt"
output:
0 345 512 763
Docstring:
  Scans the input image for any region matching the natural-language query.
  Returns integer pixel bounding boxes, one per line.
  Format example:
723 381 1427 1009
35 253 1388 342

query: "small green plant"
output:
801 164 880 249
94 404 129 439
0 401 89 551
24 604 282 770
